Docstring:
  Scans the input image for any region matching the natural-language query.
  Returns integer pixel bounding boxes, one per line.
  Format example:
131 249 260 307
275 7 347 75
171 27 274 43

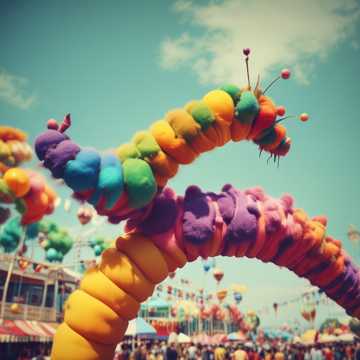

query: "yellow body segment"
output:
203 90 235 124
99 248 155 302
150 120 197 164
148 150 179 178
51 323 116 360
166 109 201 142
80 267 140 320
115 233 169 283
64 290 128 345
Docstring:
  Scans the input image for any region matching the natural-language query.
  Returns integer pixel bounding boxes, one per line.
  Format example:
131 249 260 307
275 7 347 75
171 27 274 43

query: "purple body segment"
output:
44 140 80 178
182 186 216 245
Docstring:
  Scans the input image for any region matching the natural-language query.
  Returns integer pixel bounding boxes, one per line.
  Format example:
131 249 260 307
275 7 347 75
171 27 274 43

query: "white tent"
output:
319 334 337 343
337 333 355 342
178 333 191 344
125 317 156 337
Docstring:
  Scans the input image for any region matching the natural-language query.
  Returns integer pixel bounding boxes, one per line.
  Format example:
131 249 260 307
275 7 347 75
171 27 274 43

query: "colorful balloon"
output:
89 237 110 257
77 206 93 225
0 168 57 225
39 220 74 262
213 268 224 284
234 292 243 304
216 289 228 302
10 303 22 314
301 304 316 323
244 311 260 332
46 248 59 262
231 284 247 294
202 260 211 272
273 302 279 315
0 126 32 172
3 168 30 197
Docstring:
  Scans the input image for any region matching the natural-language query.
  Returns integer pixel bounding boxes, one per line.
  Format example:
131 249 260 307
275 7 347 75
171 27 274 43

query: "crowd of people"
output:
114 339 360 360
4 336 360 359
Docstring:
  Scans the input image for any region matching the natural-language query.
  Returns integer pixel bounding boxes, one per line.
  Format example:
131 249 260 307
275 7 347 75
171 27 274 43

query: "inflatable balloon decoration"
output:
35 50 360 360
37 220 74 263
244 310 261 333
227 303 243 324
319 318 341 334
202 259 211 273
0 127 35 224
213 268 224 285
216 289 228 303
301 303 316 323
232 283 246 304
234 292 243 305
0 217 39 253
0 126 32 173
89 237 110 257
0 162 57 322
77 206 94 226
0 167 56 225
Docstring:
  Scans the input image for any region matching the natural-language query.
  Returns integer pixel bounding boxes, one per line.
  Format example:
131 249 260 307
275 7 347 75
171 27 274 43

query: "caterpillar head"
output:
223 48 309 165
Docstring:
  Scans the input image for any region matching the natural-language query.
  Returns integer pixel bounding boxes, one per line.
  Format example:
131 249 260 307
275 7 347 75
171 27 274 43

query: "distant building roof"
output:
142 297 170 309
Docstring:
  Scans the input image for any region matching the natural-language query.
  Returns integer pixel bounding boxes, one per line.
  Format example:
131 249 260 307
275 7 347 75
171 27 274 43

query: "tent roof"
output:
125 318 156 337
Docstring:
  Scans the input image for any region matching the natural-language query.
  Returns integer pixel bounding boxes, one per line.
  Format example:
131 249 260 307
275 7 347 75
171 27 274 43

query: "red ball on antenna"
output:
299 113 309 122
243 48 251 56
47 119 59 130
277 106 286 117
281 69 291 79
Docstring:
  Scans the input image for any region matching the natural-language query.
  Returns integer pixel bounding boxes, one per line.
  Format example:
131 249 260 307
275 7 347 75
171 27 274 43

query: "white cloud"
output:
160 33 194 69
172 0 193 13
160 0 360 85
0 69 36 110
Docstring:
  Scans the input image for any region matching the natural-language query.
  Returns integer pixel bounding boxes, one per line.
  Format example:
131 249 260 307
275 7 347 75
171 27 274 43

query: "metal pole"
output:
0 226 27 322
76 231 82 272
53 270 59 321
41 278 49 321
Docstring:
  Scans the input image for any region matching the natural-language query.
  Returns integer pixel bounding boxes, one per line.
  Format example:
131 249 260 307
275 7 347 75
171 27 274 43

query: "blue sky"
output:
1 0 360 328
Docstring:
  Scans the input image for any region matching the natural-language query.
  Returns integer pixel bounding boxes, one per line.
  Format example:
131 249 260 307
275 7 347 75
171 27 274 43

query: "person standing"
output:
233 346 248 360
310 345 323 360
355 342 360 360
214 345 226 360
274 348 285 360
166 343 178 360
202 346 214 360
188 343 197 360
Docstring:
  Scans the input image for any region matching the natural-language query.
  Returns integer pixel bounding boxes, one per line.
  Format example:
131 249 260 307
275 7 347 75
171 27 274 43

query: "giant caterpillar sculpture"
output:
34 50 358 360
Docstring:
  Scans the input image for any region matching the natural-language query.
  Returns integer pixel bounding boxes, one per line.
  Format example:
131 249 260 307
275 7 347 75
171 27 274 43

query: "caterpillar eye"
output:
277 106 286 117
